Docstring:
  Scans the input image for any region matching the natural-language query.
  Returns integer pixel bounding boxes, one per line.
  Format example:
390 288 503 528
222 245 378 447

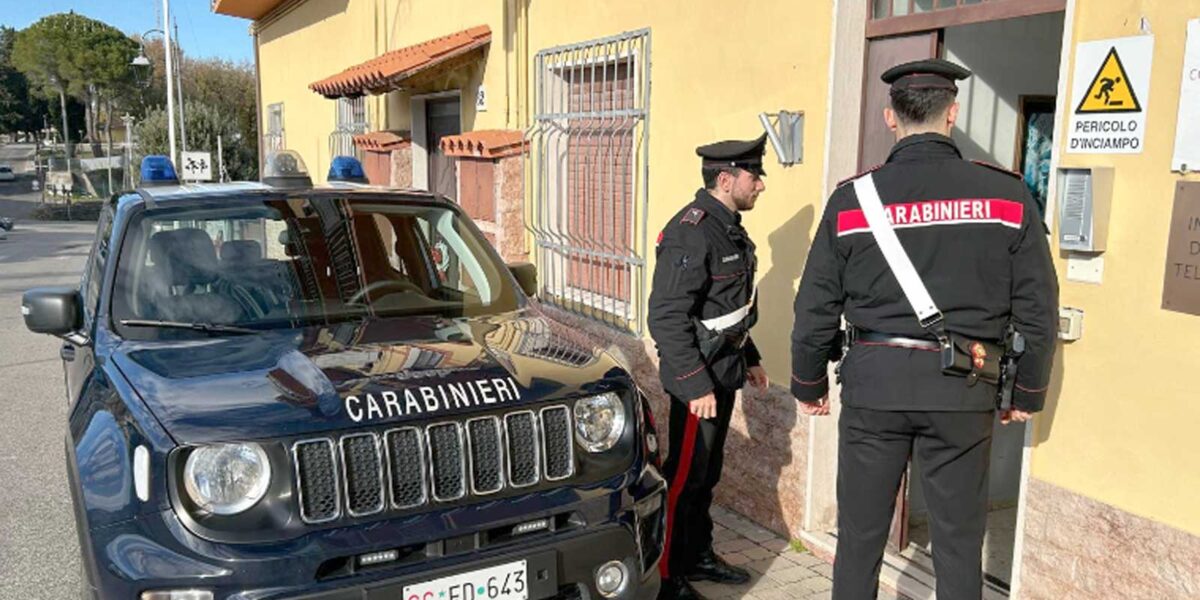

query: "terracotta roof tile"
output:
440 130 527 159
311 26 490 98
352 131 411 151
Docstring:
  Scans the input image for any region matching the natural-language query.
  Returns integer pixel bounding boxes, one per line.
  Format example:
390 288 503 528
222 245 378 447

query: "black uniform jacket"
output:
649 190 761 402
791 134 1058 412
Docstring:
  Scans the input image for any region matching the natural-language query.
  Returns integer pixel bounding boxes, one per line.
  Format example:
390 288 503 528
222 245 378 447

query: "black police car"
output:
22 152 665 600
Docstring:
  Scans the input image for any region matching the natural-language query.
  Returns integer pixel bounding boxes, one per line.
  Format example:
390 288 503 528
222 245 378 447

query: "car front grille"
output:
293 404 577 524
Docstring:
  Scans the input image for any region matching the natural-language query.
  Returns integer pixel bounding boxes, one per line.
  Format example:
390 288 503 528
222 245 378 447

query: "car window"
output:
110 195 521 339
80 209 114 327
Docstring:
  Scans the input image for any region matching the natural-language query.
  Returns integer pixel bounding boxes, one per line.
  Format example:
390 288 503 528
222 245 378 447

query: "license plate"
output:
402 560 529 600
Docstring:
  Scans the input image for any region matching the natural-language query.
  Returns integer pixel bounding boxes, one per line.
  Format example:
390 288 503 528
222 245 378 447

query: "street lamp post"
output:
120 113 135 188
130 6 178 166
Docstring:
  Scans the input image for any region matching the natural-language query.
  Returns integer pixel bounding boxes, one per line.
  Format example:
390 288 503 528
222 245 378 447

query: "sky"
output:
1 0 254 63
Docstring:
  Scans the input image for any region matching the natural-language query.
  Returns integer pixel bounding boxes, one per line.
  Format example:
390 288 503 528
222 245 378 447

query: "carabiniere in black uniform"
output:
648 136 765 599
791 59 1059 600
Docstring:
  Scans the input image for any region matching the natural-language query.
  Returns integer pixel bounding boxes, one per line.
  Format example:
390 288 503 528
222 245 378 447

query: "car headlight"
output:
574 393 626 453
183 443 271 515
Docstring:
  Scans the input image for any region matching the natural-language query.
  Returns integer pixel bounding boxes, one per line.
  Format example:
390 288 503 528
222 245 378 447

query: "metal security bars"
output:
330 96 369 160
525 29 651 333
264 102 285 152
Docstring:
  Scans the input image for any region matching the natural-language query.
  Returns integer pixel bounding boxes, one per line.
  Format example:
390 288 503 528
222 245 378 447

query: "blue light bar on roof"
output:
328 155 368 183
140 155 179 186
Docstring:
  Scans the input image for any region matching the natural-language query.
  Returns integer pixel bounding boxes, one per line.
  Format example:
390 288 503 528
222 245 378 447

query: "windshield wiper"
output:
119 319 259 335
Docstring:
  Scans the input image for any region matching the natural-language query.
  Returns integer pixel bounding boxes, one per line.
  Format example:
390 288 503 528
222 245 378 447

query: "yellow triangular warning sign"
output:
1076 47 1142 114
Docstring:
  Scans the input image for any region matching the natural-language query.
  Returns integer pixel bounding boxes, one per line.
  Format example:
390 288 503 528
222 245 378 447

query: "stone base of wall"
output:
496 154 526 263
390 146 413 189
538 305 811 539
1019 477 1200 599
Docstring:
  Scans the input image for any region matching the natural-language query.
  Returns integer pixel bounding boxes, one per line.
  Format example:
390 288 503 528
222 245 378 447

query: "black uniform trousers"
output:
833 406 995 600
659 386 736 579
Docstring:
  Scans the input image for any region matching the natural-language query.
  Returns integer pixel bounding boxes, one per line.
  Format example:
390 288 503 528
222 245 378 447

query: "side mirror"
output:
508 262 538 297
22 287 83 336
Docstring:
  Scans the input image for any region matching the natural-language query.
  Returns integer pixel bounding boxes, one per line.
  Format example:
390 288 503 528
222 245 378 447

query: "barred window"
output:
265 102 285 152
527 30 651 333
330 96 369 159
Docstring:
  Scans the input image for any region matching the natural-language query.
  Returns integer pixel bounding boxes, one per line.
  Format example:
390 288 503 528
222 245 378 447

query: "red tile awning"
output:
353 131 411 152
440 130 527 159
310 26 491 98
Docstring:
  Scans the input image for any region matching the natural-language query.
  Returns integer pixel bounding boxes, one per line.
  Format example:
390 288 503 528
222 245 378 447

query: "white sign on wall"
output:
180 151 212 181
476 84 488 112
1172 20 1200 171
1067 35 1155 154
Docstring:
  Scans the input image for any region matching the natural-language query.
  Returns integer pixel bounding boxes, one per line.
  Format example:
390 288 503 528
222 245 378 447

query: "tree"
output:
70 21 138 156
12 12 137 156
12 13 78 154
137 103 257 181
0 26 48 138
129 37 258 180
183 56 257 152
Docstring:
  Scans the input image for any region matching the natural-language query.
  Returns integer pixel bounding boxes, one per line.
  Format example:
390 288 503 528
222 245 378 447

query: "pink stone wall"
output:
538 305 811 539
496 155 527 263
390 146 413 189
1019 477 1200 599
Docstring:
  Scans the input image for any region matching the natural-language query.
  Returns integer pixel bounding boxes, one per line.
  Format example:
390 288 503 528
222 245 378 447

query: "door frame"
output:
806 1 1078 597
410 90 462 193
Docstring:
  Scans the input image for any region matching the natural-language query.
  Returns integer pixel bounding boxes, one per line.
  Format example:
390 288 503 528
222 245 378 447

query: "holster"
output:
692 318 749 363
996 326 1026 410
693 317 726 362
937 326 1026 409
939 333 1003 385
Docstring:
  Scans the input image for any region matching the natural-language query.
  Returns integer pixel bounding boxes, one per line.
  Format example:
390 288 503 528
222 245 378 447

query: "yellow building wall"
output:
256 0 512 182
524 1 834 382
256 0 833 379
1032 0 1200 535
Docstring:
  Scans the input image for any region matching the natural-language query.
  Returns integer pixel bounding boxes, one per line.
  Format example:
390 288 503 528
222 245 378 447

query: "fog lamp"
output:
595 560 628 598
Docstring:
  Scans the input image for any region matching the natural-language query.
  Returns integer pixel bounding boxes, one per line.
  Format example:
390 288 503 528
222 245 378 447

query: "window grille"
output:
525 29 651 333
330 96 369 160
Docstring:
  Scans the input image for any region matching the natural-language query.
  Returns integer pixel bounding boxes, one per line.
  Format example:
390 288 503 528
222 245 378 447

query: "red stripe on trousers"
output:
659 411 701 578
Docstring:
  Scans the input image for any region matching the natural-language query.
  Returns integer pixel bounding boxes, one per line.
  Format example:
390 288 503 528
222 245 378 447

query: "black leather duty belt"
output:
852 331 940 351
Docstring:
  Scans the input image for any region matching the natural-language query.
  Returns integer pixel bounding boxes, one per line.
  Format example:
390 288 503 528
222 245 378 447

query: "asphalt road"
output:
0 217 96 599
0 143 45 223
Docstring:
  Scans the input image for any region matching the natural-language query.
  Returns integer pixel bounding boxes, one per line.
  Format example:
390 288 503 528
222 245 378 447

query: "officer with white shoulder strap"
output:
648 134 771 600
790 58 1059 600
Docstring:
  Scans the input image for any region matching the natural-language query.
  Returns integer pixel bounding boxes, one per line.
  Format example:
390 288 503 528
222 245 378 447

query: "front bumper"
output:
284 527 658 600
85 470 666 600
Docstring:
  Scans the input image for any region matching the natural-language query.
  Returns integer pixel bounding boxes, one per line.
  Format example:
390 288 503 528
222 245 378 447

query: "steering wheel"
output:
347 279 424 305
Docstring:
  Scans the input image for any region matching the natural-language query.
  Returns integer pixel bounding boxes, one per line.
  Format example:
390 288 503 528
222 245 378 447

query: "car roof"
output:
115 181 444 210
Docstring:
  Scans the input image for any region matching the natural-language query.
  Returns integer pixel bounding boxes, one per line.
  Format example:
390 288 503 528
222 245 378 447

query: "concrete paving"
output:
703 505 910 600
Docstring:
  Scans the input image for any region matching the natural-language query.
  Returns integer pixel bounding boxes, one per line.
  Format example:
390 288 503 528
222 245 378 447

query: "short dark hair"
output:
702 166 737 189
889 87 956 125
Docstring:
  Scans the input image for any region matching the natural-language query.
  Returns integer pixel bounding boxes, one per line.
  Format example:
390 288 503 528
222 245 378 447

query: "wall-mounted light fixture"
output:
759 110 804 167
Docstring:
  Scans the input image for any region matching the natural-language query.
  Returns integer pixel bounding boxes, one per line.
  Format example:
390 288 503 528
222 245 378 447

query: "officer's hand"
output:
746 366 769 394
1000 409 1034 425
798 396 830 417
689 392 718 420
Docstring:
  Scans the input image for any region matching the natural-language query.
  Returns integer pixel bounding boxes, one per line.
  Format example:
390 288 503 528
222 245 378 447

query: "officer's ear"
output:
717 169 735 193
883 107 899 133
946 102 960 129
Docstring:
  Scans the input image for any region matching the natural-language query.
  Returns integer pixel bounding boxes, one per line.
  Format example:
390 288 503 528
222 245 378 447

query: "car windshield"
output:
111 194 522 338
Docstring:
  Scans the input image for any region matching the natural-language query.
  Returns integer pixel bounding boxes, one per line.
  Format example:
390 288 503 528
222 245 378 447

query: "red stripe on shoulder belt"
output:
971 159 1022 179
680 207 706 225
837 164 883 187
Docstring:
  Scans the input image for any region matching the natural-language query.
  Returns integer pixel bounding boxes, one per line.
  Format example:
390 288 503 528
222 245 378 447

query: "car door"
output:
63 208 113 404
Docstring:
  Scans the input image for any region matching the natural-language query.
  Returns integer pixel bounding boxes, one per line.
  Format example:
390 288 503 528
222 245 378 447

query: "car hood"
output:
113 311 632 444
